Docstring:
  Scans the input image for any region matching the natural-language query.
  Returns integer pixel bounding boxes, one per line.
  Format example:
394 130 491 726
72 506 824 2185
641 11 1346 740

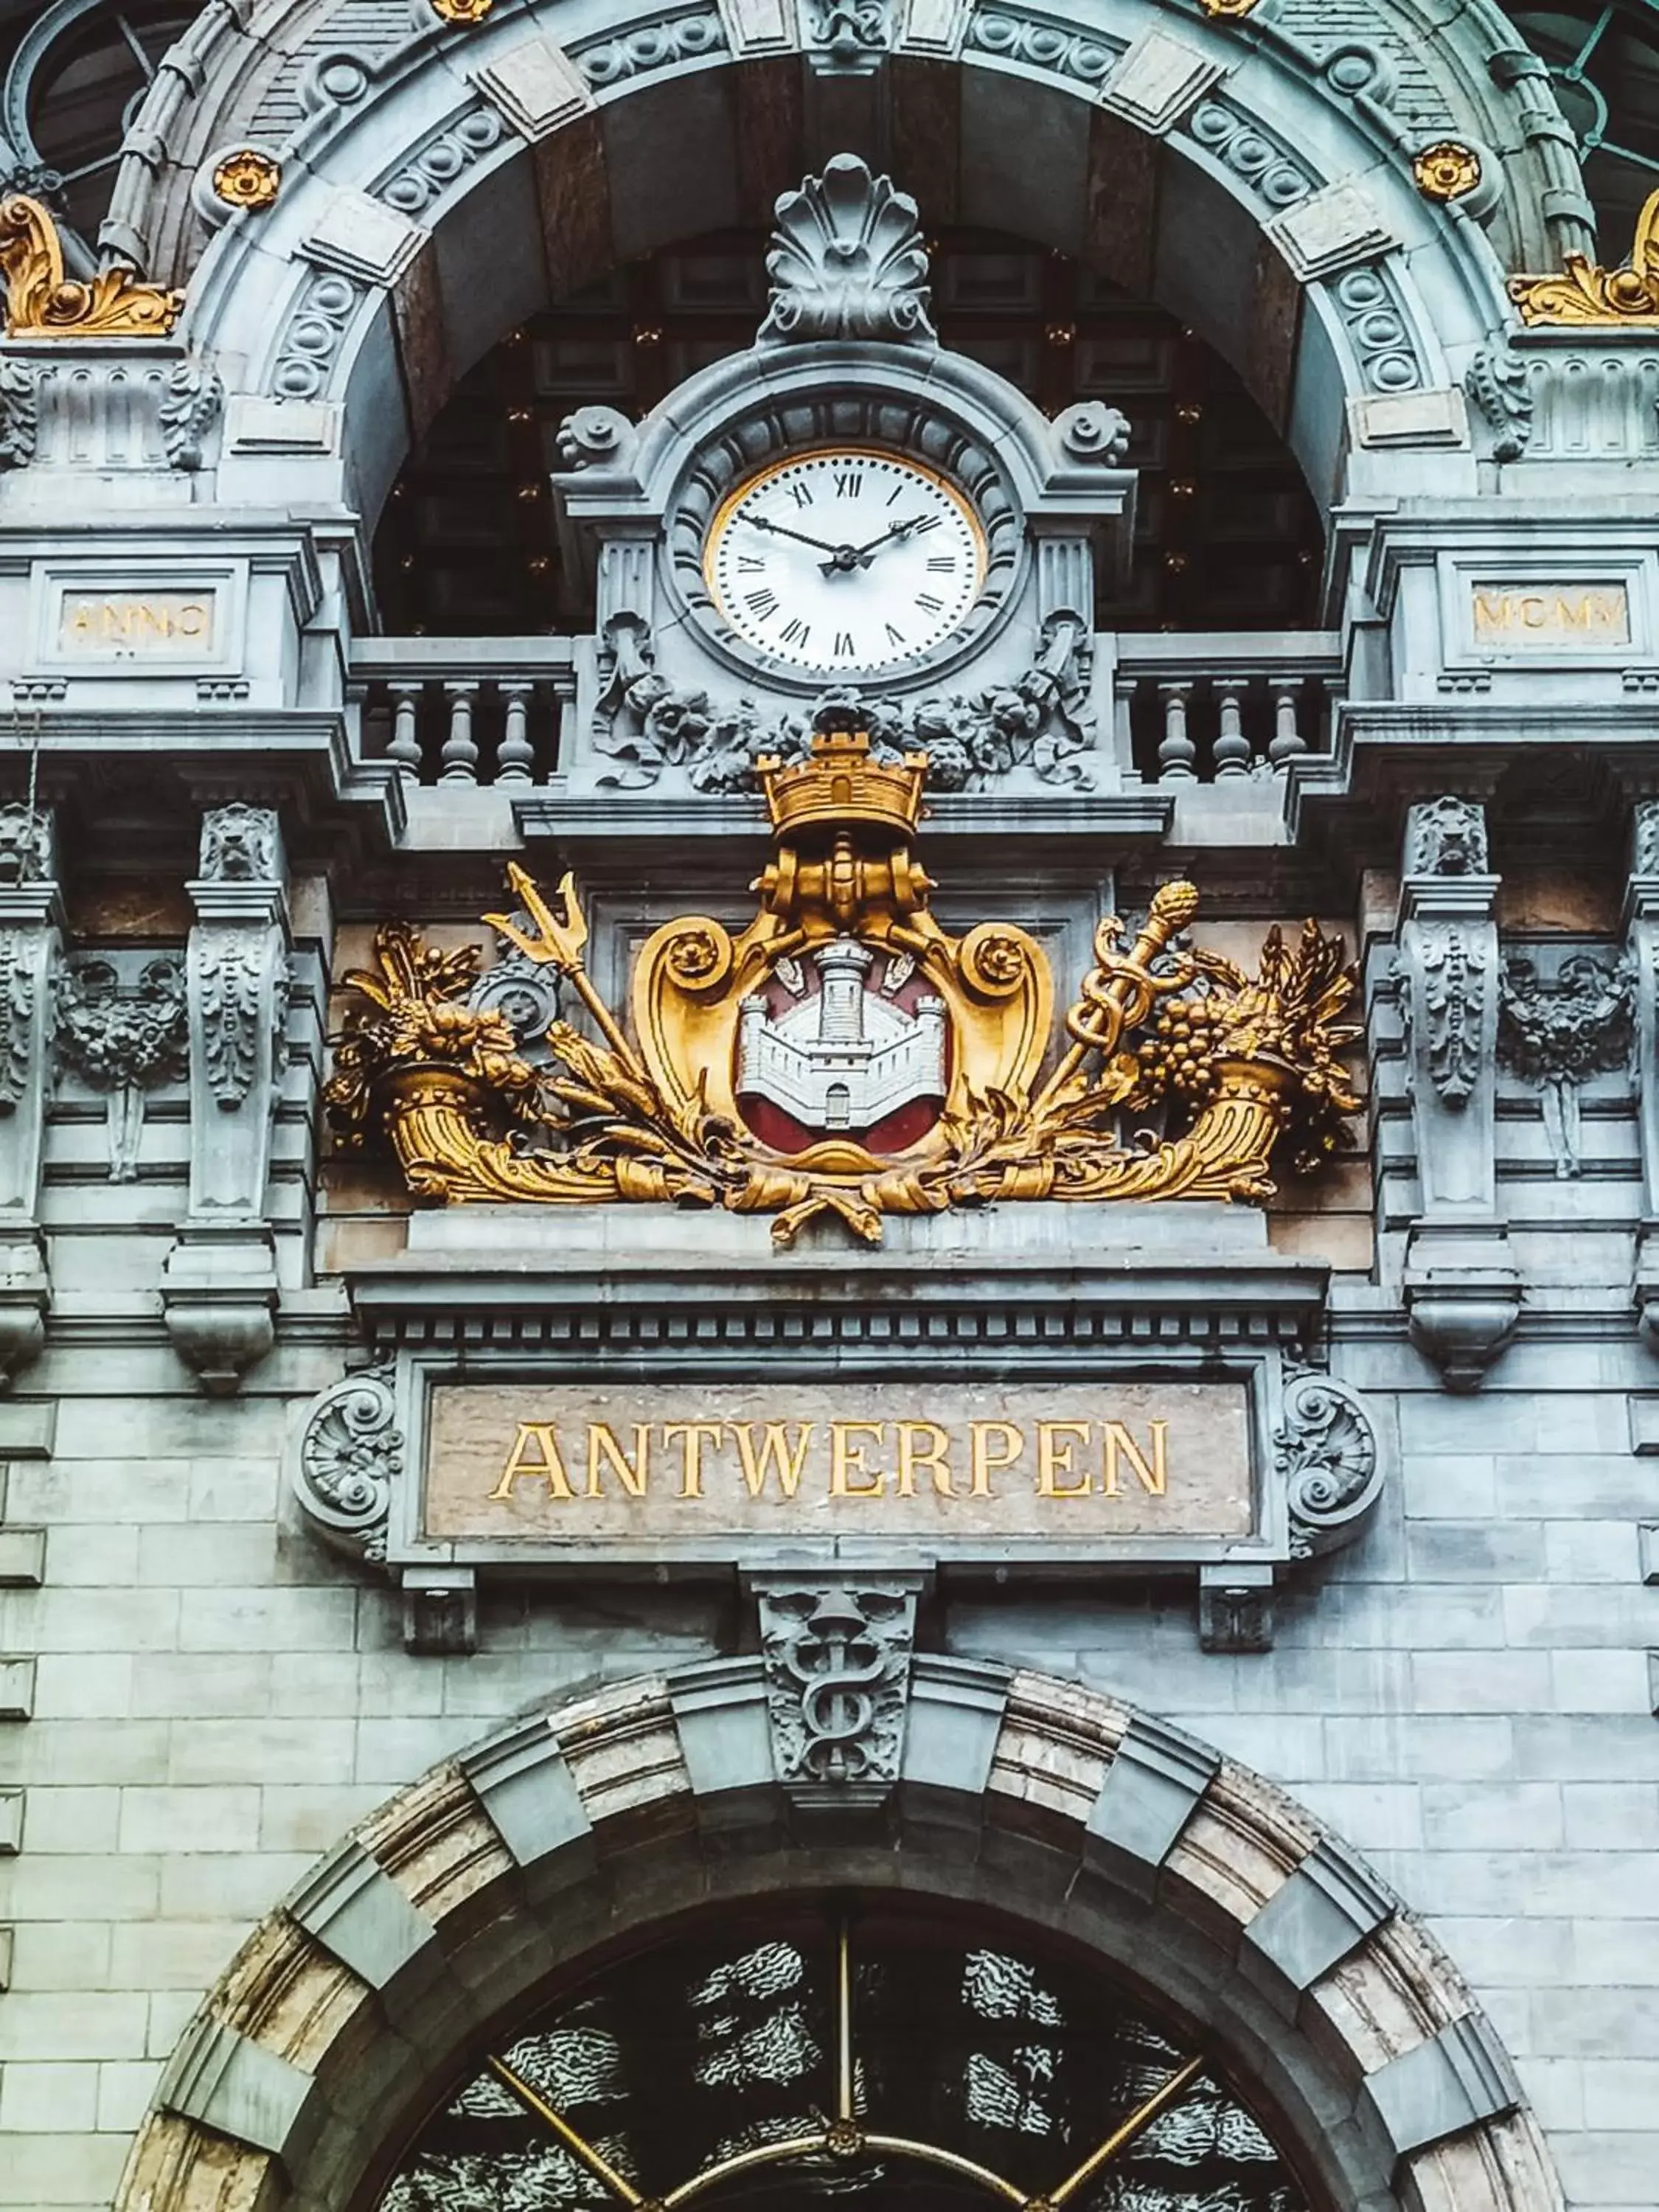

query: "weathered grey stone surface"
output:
0 4 1652 2209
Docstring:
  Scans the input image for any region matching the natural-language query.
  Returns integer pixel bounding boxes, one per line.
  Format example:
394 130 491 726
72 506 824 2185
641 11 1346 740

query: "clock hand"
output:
821 516 928 572
743 512 846 557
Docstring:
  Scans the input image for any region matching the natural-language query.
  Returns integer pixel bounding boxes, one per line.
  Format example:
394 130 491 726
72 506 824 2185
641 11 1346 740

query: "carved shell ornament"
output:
327 714 1362 1247
757 154 936 347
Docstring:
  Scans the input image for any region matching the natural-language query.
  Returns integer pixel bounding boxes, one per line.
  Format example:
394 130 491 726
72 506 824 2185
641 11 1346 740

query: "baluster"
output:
1213 681 1251 777
388 684 423 781
440 682 480 785
1267 678 1309 767
496 681 535 784
1157 682 1197 782
549 671 576 781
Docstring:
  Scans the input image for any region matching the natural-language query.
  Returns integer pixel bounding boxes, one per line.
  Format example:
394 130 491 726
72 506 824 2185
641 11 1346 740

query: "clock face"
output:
703 448 988 675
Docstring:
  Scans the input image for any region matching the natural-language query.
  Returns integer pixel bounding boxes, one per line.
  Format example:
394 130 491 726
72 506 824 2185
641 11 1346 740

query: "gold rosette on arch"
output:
326 723 1361 1246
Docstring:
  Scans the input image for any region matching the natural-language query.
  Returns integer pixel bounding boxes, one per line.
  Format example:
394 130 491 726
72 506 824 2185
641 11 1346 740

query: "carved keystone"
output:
753 1575 920 1815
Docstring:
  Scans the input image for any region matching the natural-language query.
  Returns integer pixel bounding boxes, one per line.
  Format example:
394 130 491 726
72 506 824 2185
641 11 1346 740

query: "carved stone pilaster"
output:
161 805 291 1393
1624 804 1659 1343
753 1575 919 1815
1395 799 1519 1388
0 807 59 1385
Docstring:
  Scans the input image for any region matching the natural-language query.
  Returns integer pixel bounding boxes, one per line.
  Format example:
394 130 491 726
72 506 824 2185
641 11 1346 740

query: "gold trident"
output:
1036 880 1200 1107
485 862 647 1077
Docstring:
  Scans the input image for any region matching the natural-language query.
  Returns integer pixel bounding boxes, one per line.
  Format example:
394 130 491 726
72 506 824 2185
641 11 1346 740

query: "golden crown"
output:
757 728 928 841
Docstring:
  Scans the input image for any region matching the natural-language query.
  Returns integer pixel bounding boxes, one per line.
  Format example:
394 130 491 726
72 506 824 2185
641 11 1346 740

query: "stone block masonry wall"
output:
0 1357 1652 2207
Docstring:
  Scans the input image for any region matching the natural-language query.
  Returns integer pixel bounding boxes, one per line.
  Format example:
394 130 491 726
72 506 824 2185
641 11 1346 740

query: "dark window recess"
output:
377 1901 1312 2212
371 229 1324 639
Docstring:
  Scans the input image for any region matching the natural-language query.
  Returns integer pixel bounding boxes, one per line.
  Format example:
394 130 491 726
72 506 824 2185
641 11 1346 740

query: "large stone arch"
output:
135 0 1568 545
119 1660 1562 2212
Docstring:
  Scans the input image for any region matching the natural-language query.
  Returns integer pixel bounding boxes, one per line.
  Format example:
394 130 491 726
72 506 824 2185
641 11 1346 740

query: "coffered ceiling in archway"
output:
371 228 1325 640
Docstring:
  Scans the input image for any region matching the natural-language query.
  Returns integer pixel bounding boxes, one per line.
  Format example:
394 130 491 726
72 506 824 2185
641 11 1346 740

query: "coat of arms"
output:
327 723 1360 1245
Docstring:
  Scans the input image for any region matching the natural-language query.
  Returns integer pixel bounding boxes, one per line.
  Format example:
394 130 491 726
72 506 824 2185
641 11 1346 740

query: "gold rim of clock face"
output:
703 445 990 676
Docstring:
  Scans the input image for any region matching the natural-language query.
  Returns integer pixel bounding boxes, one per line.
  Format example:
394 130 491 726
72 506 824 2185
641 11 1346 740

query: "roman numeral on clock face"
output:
834 632 855 658
917 593 944 616
779 617 810 648
745 587 779 619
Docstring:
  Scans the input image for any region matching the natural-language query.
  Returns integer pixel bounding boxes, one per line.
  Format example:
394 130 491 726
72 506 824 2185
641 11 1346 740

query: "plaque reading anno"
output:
57 589 218 656
425 1380 1253 1547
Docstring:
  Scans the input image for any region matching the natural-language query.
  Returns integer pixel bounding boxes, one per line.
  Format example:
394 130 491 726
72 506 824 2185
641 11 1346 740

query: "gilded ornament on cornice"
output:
1509 187 1659 326
1196 0 1260 16
429 0 494 20
327 727 1361 1248
1412 142 1481 204
211 150 282 212
0 196 182 339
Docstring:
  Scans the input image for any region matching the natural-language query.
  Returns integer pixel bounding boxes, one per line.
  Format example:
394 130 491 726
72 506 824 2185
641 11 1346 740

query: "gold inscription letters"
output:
1470 585 1630 649
58 591 218 655
426 1381 1253 1546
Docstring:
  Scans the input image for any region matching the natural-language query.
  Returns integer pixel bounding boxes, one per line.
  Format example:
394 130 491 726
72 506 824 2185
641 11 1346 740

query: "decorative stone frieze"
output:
1394 798 1520 1388
161 806 291 1393
0 806 58 1386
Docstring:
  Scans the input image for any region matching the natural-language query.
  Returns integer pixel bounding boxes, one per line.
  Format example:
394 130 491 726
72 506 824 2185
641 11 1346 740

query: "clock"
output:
703 446 987 676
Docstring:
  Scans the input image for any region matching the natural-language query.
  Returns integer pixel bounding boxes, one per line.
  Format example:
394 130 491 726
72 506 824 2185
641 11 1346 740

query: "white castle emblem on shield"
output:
737 939 947 1135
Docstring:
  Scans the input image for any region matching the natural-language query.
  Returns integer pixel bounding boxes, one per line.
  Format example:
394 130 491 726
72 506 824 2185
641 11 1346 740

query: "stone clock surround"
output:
119 1664 1559 2212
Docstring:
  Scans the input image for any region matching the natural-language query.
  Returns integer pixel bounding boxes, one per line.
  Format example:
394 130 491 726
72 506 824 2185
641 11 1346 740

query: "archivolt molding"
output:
116 0 1544 532
117 1660 1562 2212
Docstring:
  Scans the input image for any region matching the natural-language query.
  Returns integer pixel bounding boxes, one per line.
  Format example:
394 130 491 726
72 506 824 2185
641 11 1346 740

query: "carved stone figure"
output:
757 155 936 348
198 803 280 885
1405 796 1490 878
54 956 189 1180
1498 950 1632 1177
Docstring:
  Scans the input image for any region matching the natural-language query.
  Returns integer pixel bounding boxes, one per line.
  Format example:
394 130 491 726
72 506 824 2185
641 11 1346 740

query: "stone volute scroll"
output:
1394 796 1520 1388
161 804 292 1394
0 805 60 1385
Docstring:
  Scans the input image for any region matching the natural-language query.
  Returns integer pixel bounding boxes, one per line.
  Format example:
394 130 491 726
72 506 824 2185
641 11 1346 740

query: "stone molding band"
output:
125 1661 1557 2212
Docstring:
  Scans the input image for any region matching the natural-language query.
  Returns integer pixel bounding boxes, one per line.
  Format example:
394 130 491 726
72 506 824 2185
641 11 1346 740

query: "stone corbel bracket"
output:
1393 797 1520 1388
161 804 291 1393
0 806 60 1386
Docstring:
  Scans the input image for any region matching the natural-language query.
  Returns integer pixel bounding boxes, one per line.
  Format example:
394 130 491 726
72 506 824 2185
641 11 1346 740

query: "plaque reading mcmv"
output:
425 1381 1253 1548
